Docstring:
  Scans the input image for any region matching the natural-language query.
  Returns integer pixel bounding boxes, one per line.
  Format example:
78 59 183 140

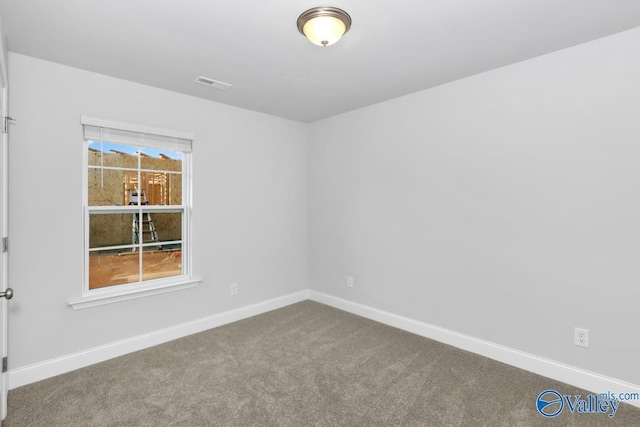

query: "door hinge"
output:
3 116 15 134
2 237 6 253
2 357 7 373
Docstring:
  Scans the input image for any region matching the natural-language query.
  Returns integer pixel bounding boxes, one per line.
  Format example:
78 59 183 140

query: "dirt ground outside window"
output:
89 249 182 289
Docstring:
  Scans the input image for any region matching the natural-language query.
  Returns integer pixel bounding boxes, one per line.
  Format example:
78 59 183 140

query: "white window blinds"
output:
81 116 193 152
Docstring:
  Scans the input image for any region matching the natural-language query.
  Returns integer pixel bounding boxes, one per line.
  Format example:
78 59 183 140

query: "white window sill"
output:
68 277 202 310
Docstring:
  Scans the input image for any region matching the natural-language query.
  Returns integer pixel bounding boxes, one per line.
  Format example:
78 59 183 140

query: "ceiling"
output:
1 1 640 123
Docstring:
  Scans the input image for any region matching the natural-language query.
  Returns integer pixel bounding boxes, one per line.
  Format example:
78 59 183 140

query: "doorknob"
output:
0 288 13 300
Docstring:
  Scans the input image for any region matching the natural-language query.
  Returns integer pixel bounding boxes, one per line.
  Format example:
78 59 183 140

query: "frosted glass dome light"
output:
297 7 352 47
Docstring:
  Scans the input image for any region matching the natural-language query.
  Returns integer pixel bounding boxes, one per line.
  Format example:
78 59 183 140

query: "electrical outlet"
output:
347 276 354 288
230 283 238 296
574 327 589 348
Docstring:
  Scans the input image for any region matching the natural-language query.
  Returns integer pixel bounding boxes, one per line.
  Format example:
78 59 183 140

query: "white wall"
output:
7 53 308 368
7 26 640 390
309 28 640 385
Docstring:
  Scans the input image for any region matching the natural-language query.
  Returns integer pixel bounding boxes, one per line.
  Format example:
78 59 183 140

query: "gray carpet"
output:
4 301 640 426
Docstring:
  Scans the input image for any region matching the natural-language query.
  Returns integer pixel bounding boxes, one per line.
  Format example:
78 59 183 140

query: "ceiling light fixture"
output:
297 7 352 47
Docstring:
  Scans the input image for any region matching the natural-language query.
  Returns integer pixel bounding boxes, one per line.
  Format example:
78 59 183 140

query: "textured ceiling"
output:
2 0 640 123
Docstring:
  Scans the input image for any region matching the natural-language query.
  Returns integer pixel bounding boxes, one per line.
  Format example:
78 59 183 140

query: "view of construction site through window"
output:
87 140 185 289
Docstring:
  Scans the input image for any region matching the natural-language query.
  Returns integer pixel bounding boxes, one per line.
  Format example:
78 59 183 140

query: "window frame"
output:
69 116 200 310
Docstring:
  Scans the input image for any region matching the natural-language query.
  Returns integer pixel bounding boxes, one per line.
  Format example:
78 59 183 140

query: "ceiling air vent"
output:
194 76 232 90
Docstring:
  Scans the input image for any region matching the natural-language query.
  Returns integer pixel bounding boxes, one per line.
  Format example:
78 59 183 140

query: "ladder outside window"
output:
129 189 160 249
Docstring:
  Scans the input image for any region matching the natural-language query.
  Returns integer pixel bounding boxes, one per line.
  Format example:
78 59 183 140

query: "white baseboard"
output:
8 290 310 390
309 290 640 409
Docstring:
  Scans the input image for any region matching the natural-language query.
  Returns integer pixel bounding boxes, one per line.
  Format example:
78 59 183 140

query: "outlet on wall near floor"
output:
230 283 238 296
574 327 589 348
346 276 354 288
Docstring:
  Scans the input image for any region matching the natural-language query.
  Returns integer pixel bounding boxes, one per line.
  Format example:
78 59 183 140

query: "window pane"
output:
141 244 182 282
140 147 182 172
89 213 134 248
144 211 182 243
88 168 128 206
89 249 140 289
123 172 140 205
137 172 182 206
88 141 138 168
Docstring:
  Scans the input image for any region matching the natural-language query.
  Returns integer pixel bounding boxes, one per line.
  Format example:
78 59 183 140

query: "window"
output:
70 117 198 309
